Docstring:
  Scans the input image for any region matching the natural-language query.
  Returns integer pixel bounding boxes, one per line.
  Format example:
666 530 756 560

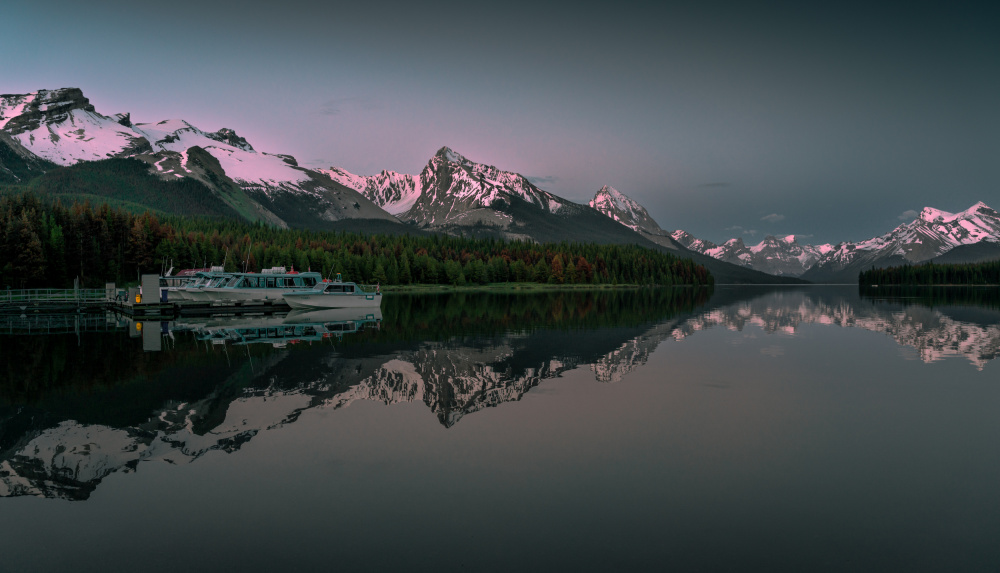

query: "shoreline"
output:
380 282 710 293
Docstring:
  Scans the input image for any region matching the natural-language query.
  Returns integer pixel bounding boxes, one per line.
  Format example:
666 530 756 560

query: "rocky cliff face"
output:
0 131 56 183
0 88 152 163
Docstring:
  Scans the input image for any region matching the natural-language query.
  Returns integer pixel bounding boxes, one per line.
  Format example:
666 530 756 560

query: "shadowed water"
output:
0 286 997 572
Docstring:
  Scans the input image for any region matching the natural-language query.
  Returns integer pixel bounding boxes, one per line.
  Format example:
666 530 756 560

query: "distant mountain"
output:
669 203 1000 280
584 185 808 283
802 202 1000 282
329 150 803 283
589 185 663 234
672 232 833 276
0 88 399 230
325 146 581 237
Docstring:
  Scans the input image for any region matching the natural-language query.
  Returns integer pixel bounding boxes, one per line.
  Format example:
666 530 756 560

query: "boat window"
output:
345 285 354 293
304 277 316 286
325 284 342 293
266 278 276 288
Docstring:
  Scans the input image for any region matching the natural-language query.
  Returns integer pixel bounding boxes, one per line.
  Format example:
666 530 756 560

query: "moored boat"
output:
202 267 323 302
166 267 229 301
283 275 382 309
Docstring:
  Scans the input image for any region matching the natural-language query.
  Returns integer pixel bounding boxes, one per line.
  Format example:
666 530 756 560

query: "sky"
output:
2 0 997 245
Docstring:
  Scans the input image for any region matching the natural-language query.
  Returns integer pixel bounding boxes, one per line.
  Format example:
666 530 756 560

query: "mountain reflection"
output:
676 287 1000 369
2 287 996 501
0 289 709 500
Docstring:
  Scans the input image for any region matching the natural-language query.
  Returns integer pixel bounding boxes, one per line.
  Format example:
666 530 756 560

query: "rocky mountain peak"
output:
434 146 467 164
206 128 254 152
0 88 97 135
917 202 996 225
589 185 664 235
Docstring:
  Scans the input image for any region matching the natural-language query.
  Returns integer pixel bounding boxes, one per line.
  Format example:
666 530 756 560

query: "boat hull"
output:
284 292 382 309
202 287 314 302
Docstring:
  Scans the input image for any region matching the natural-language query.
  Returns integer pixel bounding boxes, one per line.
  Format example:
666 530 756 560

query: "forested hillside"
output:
0 158 242 218
0 192 713 289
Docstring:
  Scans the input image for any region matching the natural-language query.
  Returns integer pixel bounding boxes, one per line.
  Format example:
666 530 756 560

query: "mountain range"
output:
0 87 797 284
584 183 999 281
2 87 996 283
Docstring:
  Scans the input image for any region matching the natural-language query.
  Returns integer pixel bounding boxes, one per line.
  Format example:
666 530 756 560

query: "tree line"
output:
0 191 713 288
859 261 1000 286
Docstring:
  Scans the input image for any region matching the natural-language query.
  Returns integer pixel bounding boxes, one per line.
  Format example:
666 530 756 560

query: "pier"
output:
1 276 291 319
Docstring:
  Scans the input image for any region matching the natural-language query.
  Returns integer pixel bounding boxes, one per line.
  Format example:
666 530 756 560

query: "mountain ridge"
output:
585 184 998 280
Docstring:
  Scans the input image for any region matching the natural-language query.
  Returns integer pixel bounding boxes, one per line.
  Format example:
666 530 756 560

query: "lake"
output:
1 286 998 572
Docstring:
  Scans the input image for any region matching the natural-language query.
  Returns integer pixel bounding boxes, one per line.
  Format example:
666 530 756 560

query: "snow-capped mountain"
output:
324 146 583 235
802 202 1000 282
670 203 1000 280
586 176 999 279
589 185 663 234
587 185 830 277
321 167 421 216
0 88 151 164
670 230 719 254
672 232 833 276
0 87 397 228
587 185 685 252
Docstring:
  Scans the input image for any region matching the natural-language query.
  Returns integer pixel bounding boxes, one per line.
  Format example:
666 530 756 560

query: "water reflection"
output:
0 289 709 500
1 286 997 502
677 287 1000 369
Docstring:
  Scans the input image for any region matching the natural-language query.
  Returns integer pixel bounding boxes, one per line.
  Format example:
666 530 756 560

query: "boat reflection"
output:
186 308 382 347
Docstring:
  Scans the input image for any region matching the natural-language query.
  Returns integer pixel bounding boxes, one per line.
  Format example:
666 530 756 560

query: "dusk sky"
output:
3 1 997 245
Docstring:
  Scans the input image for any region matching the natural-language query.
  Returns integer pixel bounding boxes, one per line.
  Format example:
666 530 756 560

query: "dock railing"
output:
0 288 110 309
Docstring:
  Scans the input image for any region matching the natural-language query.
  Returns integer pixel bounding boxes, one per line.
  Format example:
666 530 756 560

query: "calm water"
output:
1 286 998 572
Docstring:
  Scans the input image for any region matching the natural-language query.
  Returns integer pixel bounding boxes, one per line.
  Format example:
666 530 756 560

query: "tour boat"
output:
282 274 382 309
168 269 231 301
201 267 323 302
181 272 235 302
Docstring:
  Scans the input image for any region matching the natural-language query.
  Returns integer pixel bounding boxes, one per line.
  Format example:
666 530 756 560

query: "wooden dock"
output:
1 288 290 318
0 287 112 313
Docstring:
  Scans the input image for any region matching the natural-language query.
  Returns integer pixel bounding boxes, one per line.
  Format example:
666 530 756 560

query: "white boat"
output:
166 268 229 301
283 275 382 309
202 267 323 302
183 273 235 302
